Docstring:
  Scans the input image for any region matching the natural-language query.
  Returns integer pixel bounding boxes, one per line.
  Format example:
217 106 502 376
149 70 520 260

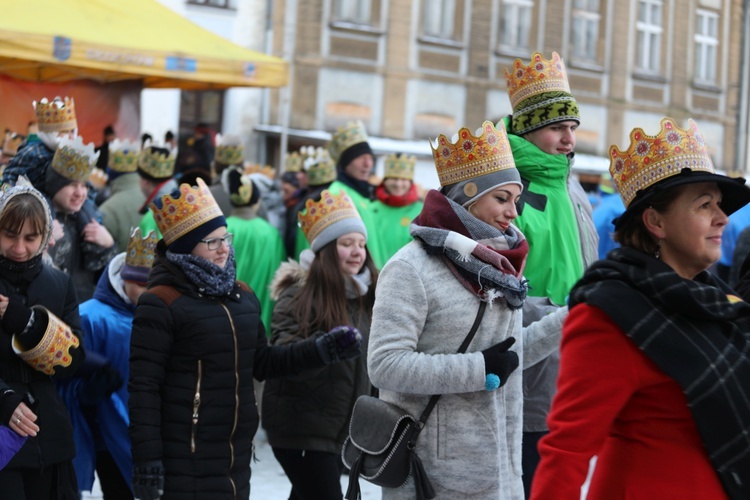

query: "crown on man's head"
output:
285 151 304 173
384 154 416 180
139 146 176 180
51 136 98 182
125 227 158 271
610 118 715 208
505 52 572 110
33 97 77 133
327 121 369 162
149 178 224 247
215 134 244 166
108 138 140 173
304 147 336 186
430 121 515 187
298 190 361 244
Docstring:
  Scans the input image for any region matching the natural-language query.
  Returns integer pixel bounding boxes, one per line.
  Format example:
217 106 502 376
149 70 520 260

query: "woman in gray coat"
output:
367 122 565 499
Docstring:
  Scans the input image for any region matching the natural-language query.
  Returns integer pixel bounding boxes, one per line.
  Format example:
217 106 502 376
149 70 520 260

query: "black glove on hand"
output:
133 460 164 500
1 298 33 337
315 325 363 365
77 364 124 406
481 337 519 391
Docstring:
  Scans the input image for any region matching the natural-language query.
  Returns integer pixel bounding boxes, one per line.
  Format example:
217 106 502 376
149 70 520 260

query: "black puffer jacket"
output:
261 260 372 454
128 244 324 500
0 257 84 470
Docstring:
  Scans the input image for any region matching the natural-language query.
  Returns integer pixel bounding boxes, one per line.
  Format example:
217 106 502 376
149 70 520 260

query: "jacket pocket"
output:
191 360 202 453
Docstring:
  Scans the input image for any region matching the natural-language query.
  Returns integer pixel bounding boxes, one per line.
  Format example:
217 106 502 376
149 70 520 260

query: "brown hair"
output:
0 193 48 240
290 241 378 339
613 185 688 254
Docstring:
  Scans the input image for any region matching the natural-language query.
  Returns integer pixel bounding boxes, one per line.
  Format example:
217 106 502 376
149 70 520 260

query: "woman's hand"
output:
9 401 38 437
82 219 115 248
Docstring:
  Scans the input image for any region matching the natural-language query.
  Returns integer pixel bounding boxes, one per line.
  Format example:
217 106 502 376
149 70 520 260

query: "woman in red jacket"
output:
530 118 750 499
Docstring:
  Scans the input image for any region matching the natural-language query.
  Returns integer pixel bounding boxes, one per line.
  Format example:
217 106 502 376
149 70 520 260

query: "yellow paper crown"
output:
384 154 416 180
14 307 79 375
33 97 77 133
610 118 715 208
51 136 98 182
504 52 572 110
88 168 108 190
149 178 224 246
285 151 304 173
304 147 336 186
108 138 140 173
125 227 158 270
139 146 176 179
215 134 244 166
243 163 275 179
298 190 361 244
2 133 24 157
430 120 516 187
327 121 369 162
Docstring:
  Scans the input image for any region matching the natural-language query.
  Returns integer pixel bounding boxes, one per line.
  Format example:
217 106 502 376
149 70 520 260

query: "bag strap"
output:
415 300 487 429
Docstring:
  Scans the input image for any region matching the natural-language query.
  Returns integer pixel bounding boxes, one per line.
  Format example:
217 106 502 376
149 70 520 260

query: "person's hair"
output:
141 133 153 148
289 241 378 339
613 184 688 254
178 168 211 187
0 194 47 240
165 130 175 142
104 125 115 136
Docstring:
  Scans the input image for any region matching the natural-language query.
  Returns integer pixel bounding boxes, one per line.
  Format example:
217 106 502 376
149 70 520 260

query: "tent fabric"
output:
0 0 288 89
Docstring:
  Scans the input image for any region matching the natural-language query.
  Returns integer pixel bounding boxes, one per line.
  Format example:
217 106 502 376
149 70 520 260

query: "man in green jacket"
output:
501 51 598 497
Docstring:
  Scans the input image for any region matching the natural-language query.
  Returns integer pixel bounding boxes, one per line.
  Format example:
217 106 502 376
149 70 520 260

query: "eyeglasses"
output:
200 233 233 251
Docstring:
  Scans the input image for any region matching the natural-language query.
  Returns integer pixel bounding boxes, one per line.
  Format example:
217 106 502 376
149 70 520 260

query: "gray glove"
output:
132 460 164 500
315 326 362 365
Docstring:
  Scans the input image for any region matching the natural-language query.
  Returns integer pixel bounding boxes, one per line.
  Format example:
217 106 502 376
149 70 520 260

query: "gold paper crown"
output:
150 178 224 246
384 154 416 180
504 52 572 110
125 227 158 270
229 169 255 206
2 133 24 157
304 147 336 186
298 190 361 244
430 120 516 187
14 307 79 375
89 168 108 190
51 136 98 182
215 134 244 166
285 151 304 173
610 118 715 208
108 138 140 173
243 163 276 179
33 97 77 133
139 146 176 179
327 121 369 162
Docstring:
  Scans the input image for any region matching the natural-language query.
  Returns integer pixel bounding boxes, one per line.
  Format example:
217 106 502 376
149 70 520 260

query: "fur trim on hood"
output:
270 259 308 300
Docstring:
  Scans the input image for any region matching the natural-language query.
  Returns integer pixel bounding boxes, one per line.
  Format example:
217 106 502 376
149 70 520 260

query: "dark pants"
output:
522 430 547 498
96 450 133 500
272 447 344 500
0 461 78 500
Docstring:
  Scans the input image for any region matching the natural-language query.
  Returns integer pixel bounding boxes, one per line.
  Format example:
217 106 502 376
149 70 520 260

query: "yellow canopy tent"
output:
0 0 288 90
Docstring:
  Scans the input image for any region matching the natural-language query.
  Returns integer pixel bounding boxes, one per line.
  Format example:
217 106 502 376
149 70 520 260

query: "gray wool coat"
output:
367 241 566 499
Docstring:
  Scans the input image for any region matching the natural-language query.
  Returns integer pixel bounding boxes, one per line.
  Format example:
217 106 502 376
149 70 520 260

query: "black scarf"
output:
336 170 373 200
570 247 750 499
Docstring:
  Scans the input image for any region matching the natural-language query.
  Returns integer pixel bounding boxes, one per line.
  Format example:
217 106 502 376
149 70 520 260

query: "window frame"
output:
423 0 457 39
694 9 719 85
570 0 601 62
333 0 373 25
498 0 534 53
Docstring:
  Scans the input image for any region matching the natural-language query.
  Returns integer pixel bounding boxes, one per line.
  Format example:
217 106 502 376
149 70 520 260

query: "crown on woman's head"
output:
125 228 158 270
327 121 369 162
149 178 224 247
504 52 571 110
108 138 140 173
51 136 98 182
215 134 244 166
384 154 416 180
33 97 77 133
610 118 715 208
298 190 360 244
139 146 176 179
430 121 515 187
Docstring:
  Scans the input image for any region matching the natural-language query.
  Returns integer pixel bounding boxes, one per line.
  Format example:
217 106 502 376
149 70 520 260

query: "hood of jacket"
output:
501 115 572 187
92 253 134 314
269 259 307 301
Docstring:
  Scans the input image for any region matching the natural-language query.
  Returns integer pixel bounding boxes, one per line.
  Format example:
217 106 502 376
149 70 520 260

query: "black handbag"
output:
342 301 487 500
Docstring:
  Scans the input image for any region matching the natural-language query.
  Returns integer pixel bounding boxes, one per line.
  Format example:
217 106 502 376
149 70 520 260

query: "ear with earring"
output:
655 240 661 259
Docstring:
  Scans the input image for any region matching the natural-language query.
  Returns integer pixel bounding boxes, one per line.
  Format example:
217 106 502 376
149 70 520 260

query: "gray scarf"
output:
166 247 237 297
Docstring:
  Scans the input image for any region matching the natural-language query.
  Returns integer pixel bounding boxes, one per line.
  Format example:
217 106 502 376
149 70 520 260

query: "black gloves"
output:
315 326 363 365
481 337 519 391
133 460 164 500
75 351 124 405
2 299 33 338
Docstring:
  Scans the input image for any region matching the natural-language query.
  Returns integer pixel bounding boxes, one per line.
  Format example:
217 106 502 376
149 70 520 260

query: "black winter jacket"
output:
128 245 325 500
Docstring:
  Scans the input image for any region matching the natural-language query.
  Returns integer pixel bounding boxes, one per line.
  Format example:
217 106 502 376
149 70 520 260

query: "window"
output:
695 10 719 84
636 0 663 73
499 0 532 51
186 0 236 8
571 0 600 61
334 0 372 24
423 0 456 39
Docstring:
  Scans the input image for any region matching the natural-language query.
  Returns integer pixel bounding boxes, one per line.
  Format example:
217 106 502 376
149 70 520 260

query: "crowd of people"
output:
0 48 747 500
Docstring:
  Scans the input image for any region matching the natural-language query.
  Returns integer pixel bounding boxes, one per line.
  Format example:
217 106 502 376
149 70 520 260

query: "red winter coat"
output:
531 304 726 499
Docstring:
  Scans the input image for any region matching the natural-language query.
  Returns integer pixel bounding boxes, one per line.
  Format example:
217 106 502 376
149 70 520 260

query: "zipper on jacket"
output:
219 301 240 499
191 359 202 453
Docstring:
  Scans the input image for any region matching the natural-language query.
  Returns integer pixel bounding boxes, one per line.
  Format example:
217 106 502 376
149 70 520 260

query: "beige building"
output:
265 0 745 175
